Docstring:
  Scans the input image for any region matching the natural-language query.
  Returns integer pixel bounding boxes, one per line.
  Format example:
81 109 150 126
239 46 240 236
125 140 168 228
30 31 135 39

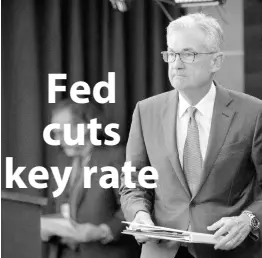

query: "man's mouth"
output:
174 74 186 77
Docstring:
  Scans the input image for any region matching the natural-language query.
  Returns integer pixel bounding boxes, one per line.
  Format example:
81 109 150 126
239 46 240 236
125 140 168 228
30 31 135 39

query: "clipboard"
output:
122 221 217 244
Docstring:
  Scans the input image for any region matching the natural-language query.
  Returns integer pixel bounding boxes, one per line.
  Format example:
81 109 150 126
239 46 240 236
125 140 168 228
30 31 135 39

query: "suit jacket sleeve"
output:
246 110 262 231
102 147 127 240
119 102 154 222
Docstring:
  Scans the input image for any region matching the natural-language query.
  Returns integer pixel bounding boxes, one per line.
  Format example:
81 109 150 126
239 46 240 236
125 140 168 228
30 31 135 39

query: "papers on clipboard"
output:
122 222 217 245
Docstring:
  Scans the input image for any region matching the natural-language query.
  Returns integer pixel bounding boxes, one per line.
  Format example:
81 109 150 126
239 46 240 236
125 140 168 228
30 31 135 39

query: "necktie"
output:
183 106 203 196
69 154 91 221
69 156 83 220
70 156 82 188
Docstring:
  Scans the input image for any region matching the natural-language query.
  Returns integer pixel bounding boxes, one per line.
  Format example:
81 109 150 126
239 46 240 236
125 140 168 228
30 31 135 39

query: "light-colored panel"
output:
187 0 244 92
215 55 244 92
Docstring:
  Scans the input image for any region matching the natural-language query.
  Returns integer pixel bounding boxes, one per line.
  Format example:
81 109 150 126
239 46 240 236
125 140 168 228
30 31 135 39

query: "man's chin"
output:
171 81 187 90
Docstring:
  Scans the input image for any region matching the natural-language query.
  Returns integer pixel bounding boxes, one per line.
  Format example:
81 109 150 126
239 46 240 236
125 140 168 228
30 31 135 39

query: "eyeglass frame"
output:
161 50 217 64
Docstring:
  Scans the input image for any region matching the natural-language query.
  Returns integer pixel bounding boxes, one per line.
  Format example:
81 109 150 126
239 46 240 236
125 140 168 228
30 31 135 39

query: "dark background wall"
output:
244 0 262 99
1 0 181 196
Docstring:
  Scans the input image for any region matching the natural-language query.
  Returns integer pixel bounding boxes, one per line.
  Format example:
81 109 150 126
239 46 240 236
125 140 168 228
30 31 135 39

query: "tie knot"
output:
187 106 197 119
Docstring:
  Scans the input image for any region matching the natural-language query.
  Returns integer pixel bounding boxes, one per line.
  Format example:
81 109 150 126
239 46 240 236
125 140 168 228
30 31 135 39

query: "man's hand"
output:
207 214 251 250
129 211 155 244
62 223 114 246
40 217 77 240
71 223 104 242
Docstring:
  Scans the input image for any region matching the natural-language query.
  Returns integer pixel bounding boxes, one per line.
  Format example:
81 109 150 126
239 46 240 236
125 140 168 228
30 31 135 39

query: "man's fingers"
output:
214 228 238 250
208 216 251 251
227 229 249 249
225 233 242 249
214 233 231 249
218 234 242 250
130 211 155 244
213 225 229 239
230 234 246 249
130 211 154 230
213 222 238 239
129 222 139 230
129 219 143 229
129 220 153 230
213 216 251 251
207 218 225 231
135 235 147 242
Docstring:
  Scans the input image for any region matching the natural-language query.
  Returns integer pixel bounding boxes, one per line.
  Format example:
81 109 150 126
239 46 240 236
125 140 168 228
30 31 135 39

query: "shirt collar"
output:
178 82 216 119
178 93 191 119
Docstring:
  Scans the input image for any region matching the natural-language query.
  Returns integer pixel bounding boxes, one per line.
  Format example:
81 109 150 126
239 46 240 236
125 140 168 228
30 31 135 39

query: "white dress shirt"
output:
176 83 216 168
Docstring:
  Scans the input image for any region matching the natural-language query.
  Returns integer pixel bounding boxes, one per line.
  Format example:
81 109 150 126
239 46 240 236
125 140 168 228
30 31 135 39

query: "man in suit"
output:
119 13 262 258
41 99 140 258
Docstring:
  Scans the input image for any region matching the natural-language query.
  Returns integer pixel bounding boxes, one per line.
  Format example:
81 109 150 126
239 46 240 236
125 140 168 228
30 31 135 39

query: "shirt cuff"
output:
249 230 260 241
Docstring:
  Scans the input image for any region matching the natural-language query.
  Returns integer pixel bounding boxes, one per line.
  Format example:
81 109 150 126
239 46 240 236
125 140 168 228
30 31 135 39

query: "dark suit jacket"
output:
120 83 262 258
45 146 140 258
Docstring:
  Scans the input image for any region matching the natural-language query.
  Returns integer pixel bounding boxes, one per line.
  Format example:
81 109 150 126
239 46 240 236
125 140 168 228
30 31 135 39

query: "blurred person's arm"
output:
119 102 155 223
98 147 128 243
57 147 128 245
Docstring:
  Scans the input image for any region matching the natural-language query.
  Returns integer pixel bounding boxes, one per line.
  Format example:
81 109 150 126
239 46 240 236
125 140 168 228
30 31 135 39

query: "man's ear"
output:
210 52 224 72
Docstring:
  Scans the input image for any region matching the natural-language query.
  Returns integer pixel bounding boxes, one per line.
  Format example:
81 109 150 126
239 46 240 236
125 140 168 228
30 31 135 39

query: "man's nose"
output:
171 54 184 69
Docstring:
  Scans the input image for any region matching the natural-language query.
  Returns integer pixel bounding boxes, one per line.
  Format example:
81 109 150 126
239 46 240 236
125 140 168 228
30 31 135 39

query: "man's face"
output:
167 26 215 91
51 108 86 157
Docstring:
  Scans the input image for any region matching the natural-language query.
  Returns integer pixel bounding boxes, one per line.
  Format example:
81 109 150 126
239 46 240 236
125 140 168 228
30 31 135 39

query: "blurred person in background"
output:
42 99 140 258
120 13 262 258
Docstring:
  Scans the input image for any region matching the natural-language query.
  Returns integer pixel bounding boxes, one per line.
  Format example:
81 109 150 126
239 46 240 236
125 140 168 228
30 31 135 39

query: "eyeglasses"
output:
161 51 217 64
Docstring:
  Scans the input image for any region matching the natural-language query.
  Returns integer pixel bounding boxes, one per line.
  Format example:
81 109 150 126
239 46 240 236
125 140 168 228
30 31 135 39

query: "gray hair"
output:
167 13 224 52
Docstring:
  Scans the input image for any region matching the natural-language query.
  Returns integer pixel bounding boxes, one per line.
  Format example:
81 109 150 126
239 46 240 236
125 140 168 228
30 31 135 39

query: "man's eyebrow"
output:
183 48 195 52
167 47 195 52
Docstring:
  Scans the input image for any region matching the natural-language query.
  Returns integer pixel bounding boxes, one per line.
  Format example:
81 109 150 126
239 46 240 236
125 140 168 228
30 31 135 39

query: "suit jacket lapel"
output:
70 153 93 221
162 90 191 197
192 84 235 199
